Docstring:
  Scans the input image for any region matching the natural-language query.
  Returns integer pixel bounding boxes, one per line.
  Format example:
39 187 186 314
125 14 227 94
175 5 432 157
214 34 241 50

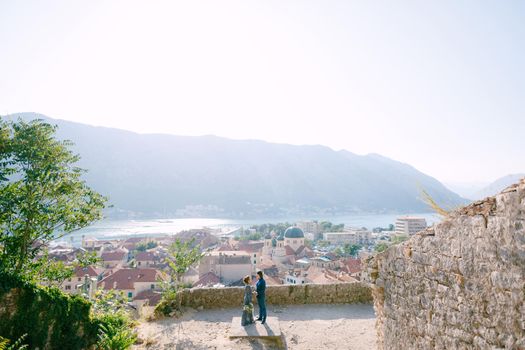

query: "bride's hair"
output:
243 275 251 284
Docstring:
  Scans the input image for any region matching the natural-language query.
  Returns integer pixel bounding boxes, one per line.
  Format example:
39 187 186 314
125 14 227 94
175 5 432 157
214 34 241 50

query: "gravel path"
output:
133 304 377 350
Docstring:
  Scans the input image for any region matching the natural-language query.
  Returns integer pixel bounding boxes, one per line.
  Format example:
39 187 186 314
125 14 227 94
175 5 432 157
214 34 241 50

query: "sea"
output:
58 213 441 246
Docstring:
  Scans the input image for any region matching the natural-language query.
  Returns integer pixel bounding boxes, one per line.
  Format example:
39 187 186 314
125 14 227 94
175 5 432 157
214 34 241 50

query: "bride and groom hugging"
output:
241 270 267 326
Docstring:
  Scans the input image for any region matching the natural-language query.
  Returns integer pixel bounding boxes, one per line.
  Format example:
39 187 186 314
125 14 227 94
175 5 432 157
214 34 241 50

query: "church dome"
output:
284 226 304 239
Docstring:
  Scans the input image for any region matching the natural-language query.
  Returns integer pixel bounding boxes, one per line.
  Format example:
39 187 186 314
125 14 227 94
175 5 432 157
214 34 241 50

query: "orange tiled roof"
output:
284 246 296 256
238 242 264 253
135 251 157 261
73 265 99 278
133 289 162 305
193 272 220 287
99 268 163 290
101 250 127 261
341 258 362 274
264 275 282 285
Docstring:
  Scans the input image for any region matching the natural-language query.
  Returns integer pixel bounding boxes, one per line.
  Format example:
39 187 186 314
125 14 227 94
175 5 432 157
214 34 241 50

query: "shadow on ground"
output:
134 304 376 350
177 303 375 323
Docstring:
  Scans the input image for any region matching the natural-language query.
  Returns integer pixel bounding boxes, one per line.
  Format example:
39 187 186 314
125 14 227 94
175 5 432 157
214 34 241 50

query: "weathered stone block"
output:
176 282 372 310
366 179 525 350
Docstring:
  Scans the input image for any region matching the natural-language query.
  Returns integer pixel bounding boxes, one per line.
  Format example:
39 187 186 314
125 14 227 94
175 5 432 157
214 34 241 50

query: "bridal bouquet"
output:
243 303 253 313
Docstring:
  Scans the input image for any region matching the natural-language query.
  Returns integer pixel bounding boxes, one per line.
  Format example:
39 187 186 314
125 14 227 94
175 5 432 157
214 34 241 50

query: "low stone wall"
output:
177 282 372 309
365 179 525 350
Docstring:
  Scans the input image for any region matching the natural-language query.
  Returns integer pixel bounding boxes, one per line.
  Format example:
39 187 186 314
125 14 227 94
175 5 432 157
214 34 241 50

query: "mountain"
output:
443 181 489 200
2 113 467 218
472 174 525 200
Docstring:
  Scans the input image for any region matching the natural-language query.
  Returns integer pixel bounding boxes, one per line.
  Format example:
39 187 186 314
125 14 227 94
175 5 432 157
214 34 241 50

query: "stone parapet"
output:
177 282 372 309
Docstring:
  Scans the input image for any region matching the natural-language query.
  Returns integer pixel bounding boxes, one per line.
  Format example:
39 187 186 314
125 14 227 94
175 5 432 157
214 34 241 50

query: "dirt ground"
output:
133 303 377 350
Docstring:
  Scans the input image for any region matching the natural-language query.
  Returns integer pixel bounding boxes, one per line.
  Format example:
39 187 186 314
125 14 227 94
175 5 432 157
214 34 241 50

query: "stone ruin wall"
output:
366 179 525 349
176 281 372 309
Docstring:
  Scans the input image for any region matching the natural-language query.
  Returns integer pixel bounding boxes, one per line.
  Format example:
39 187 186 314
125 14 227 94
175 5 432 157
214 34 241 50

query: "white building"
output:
199 251 252 284
323 231 355 245
100 250 128 268
237 242 265 272
284 272 307 285
61 265 101 298
323 228 371 245
296 221 321 238
347 227 372 245
395 216 427 235
81 236 99 248
310 256 338 269
295 257 311 269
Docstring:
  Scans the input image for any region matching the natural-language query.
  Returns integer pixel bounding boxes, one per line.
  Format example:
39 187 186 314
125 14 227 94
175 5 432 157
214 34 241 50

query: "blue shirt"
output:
256 278 266 299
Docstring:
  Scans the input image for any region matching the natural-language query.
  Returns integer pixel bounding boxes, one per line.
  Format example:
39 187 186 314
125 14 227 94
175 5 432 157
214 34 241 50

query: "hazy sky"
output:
1 1 524 184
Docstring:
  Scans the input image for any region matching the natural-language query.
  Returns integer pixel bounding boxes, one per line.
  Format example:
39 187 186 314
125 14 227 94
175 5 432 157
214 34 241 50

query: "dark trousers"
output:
257 296 266 321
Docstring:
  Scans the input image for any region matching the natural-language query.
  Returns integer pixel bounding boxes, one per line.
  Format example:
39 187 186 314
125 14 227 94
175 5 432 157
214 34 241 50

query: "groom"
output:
255 270 267 324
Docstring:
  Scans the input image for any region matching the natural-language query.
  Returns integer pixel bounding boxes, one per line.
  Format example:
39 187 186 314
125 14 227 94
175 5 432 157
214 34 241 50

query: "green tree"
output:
333 246 344 257
318 221 344 232
319 221 332 232
391 234 409 244
92 290 130 315
375 242 389 253
135 243 147 252
165 238 203 283
135 241 158 252
304 239 313 249
249 222 294 236
76 250 102 268
37 255 75 287
343 243 362 257
155 238 204 317
332 223 345 232
318 240 330 248
0 119 107 278
239 232 262 241
36 250 102 287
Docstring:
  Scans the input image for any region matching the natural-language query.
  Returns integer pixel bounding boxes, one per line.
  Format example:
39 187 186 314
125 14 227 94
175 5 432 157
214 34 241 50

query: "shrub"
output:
154 291 176 317
154 286 183 318
0 271 100 349
0 271 136 350
91 289 137 350
97 323 137 350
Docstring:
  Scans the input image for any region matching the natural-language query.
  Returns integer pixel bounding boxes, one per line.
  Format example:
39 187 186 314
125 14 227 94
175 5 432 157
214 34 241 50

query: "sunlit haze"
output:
1 1 524 184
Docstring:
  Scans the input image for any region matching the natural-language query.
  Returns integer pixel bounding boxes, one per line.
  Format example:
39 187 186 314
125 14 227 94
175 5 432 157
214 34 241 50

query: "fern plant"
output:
0 337 7 350
0 334 28 350
97 323 137 350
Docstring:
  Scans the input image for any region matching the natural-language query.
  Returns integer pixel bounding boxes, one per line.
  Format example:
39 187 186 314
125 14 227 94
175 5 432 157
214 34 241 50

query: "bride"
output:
241 275 254 326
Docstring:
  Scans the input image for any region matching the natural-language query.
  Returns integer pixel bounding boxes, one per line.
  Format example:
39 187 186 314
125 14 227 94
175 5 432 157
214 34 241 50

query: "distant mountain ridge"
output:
472 174 525 200
2 113 467 218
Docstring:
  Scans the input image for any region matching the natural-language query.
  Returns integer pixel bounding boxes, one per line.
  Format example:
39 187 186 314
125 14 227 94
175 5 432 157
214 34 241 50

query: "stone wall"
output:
365 179 525 349
177 282 372 309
